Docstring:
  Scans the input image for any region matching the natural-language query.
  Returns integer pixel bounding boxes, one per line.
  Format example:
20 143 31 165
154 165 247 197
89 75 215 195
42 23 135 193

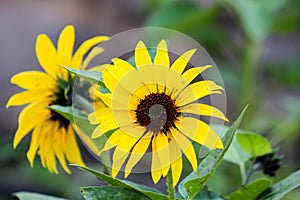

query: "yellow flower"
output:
89 40 228 186
6 25 109 174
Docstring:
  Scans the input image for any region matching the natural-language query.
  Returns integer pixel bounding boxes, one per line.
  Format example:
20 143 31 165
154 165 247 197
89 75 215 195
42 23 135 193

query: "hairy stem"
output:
167 169 175 200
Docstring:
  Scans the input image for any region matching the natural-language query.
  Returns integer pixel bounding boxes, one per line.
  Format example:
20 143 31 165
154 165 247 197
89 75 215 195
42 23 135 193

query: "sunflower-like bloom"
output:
7 25 109 174
89 40 228 186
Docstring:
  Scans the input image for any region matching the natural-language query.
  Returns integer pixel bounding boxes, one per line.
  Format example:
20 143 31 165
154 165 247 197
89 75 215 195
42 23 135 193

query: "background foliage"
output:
1 0 299 199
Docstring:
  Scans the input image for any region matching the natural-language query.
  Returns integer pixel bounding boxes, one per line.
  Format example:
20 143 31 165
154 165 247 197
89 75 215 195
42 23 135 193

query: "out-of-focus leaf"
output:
62 66 105 86
223 0 287 41
237 132 272 158
178 106 248 199
81 186 151 200
271 0 300 33
146 2 226 49
73 165 168 200
266 58 300 85
13 192 67 200
226 179 271 200
257 170 300 200
144 0 173 11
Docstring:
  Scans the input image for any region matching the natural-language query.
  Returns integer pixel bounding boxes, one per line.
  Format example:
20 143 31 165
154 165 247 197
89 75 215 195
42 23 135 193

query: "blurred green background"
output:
1 0 299 199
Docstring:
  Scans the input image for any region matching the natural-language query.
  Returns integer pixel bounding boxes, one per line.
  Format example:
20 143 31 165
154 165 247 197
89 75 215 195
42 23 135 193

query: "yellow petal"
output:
13 101 48 148
89 64 109 72
6 90 52 108
27 122 42 167
180 103 229 122
182 65 212 84
112 109 135 128
177 117 223 149
39 123 51 169
35 34 58 78
93 90 112 107
111 124 145 169
168 136 183 186
137 65 168 92
156 132 170 177
166 68 188 97
171 129 197 171
53 122 71 174
45 125 58 174
57 25 75 68
112 147 130 178
154 40 170 67
82 47 104 69
88 111 99 125
64 126 85 165
171 158 183 187
75 126 100 157
99 129 123 154
91 125 105 139
151 135 162 184
177 81 223 106
103 64 137 92
135 41 152 67
72 36 109 69
11 71 55 90
171 49 196 74
89 107 118 131
124 134 152 178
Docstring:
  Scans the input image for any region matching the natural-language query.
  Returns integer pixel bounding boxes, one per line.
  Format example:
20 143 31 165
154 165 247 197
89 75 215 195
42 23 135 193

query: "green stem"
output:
240 39 261 108
240 163 246 184
242 161 261 186
73 94 111 175
167 169 176 200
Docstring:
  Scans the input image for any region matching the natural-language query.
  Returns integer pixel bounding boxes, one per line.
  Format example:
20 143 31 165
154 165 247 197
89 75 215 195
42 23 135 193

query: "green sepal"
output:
61 66 105 87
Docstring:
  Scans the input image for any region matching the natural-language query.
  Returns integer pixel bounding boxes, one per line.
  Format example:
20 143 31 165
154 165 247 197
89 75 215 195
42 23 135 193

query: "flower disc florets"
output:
135 92 179 134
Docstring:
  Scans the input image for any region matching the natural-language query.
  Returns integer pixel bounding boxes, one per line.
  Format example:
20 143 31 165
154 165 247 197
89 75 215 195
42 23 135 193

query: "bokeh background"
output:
1 0 299 199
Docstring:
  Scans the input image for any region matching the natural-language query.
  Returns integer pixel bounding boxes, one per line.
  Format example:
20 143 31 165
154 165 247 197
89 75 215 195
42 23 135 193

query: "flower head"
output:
89 40 228 186
7 25 109 174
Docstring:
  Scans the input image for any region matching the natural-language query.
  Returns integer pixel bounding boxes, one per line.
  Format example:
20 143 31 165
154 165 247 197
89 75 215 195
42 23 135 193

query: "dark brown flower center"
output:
135 92 179 134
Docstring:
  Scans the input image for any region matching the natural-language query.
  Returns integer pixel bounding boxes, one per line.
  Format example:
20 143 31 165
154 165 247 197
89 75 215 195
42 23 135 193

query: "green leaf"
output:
73 165 168 200
178 105 248 199
237 132 272 157
224 134 251 165
224 134 251 182
257 170 300 200
13 192 67 200
62 66 105 86
226 179 271 200
81 186 151 200
194 187 224 200
223 0 287 41
49 105 107 153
